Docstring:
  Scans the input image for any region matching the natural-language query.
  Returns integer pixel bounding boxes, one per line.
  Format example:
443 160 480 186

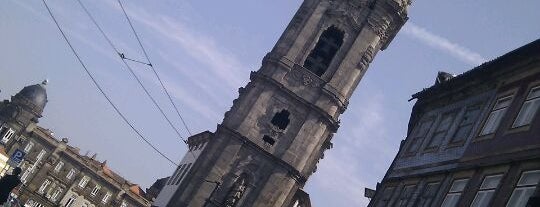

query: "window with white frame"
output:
24 141 34 153
513 86 540 128
78 176 90 188
38 179 51 194
441 178 470 207
65 194 77 207
417 182 441 207
66 168 76 179
36 149 47 161
0 126 15 143
25 199 44 207
91 184 101 196
54 161 64 172
50 187 63 202
102 192 112 204
394 185 416 207
480 95 513 135
21 166 33 183
506 170 540 207
470 174 504 207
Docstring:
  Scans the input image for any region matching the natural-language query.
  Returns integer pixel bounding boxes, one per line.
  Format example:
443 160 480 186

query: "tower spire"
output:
161 1 410 206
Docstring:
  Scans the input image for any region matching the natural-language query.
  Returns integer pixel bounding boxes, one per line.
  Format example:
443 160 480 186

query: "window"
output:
271 110 290 130
416 182 440 207
38 179 51 194
102 192 111 203
54 161 64 172
176 163 193 185
303 26 344 76
66 169 76 179
24 141 34 153
78 176 90 188
262 135 276 146
36 149 47 161
506 170 540 207
513 86 540 128
25 199 44 207
394 185 416 207
120 201 128 207
480 95 513 135
450 104 482 143
471 174 504 207
406 117 435 153
50 187 62 202
65 194 77 207
21 167 33 183
376 187 395 207
0 126 15 143
426 112 457 149
441 178 469 207
169 164 186 185
91 185 101 196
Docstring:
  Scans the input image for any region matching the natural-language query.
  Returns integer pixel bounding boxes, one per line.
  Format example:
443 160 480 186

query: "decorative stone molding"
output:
357 46 375 70
288 65 324 88
367 15 391 43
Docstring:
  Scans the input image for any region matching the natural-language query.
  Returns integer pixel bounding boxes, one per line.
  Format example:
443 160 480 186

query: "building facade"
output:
368 39 540 207
158 0 411 206
0 82 151 207
152 132 212 207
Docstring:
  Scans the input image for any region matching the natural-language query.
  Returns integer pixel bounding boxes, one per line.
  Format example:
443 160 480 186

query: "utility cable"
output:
76 0 198 159
76 0 189 145
117 0 193 137
41 0 179 166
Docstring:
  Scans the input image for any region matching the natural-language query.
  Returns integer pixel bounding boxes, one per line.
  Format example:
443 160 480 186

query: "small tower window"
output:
262 135 276 146
303 26 344 76
271 110 290 130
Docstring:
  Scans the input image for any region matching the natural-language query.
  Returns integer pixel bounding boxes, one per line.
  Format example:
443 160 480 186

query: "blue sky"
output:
1 0 539 206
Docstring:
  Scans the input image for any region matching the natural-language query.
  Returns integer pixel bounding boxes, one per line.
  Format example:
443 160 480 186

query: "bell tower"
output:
166 0 410 206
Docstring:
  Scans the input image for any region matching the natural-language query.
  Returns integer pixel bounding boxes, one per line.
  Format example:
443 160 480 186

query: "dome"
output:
14 80 48 114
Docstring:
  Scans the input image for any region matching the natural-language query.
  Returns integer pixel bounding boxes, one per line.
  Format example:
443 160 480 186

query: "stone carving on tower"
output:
164 0 410 206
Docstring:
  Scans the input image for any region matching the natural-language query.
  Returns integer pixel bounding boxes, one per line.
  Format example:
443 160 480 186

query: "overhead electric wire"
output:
76 0 198 160
75 0 190 146
117 0 193 137
41 0 179 166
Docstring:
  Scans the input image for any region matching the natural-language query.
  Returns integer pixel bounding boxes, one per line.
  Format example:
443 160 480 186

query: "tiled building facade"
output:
368 40 540 207
0 82 151 207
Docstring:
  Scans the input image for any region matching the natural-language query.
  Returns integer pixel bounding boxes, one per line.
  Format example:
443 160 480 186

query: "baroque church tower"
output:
167 0 410 206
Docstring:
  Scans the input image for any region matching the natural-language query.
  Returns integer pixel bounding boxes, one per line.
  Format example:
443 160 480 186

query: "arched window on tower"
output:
224 174 250 207
271 110 290 130
303 26 344 77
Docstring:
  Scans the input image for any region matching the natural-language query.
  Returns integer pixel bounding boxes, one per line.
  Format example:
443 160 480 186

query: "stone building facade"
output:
157 0 411 206
368 39 540 207
0 82 151 207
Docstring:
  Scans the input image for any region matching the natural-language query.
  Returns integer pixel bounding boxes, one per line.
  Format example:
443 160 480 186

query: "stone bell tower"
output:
166 0 410 206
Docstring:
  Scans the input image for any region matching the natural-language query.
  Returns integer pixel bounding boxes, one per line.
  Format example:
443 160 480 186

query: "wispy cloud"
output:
310 94 392 206
105 1 248 89
402 22 487 66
